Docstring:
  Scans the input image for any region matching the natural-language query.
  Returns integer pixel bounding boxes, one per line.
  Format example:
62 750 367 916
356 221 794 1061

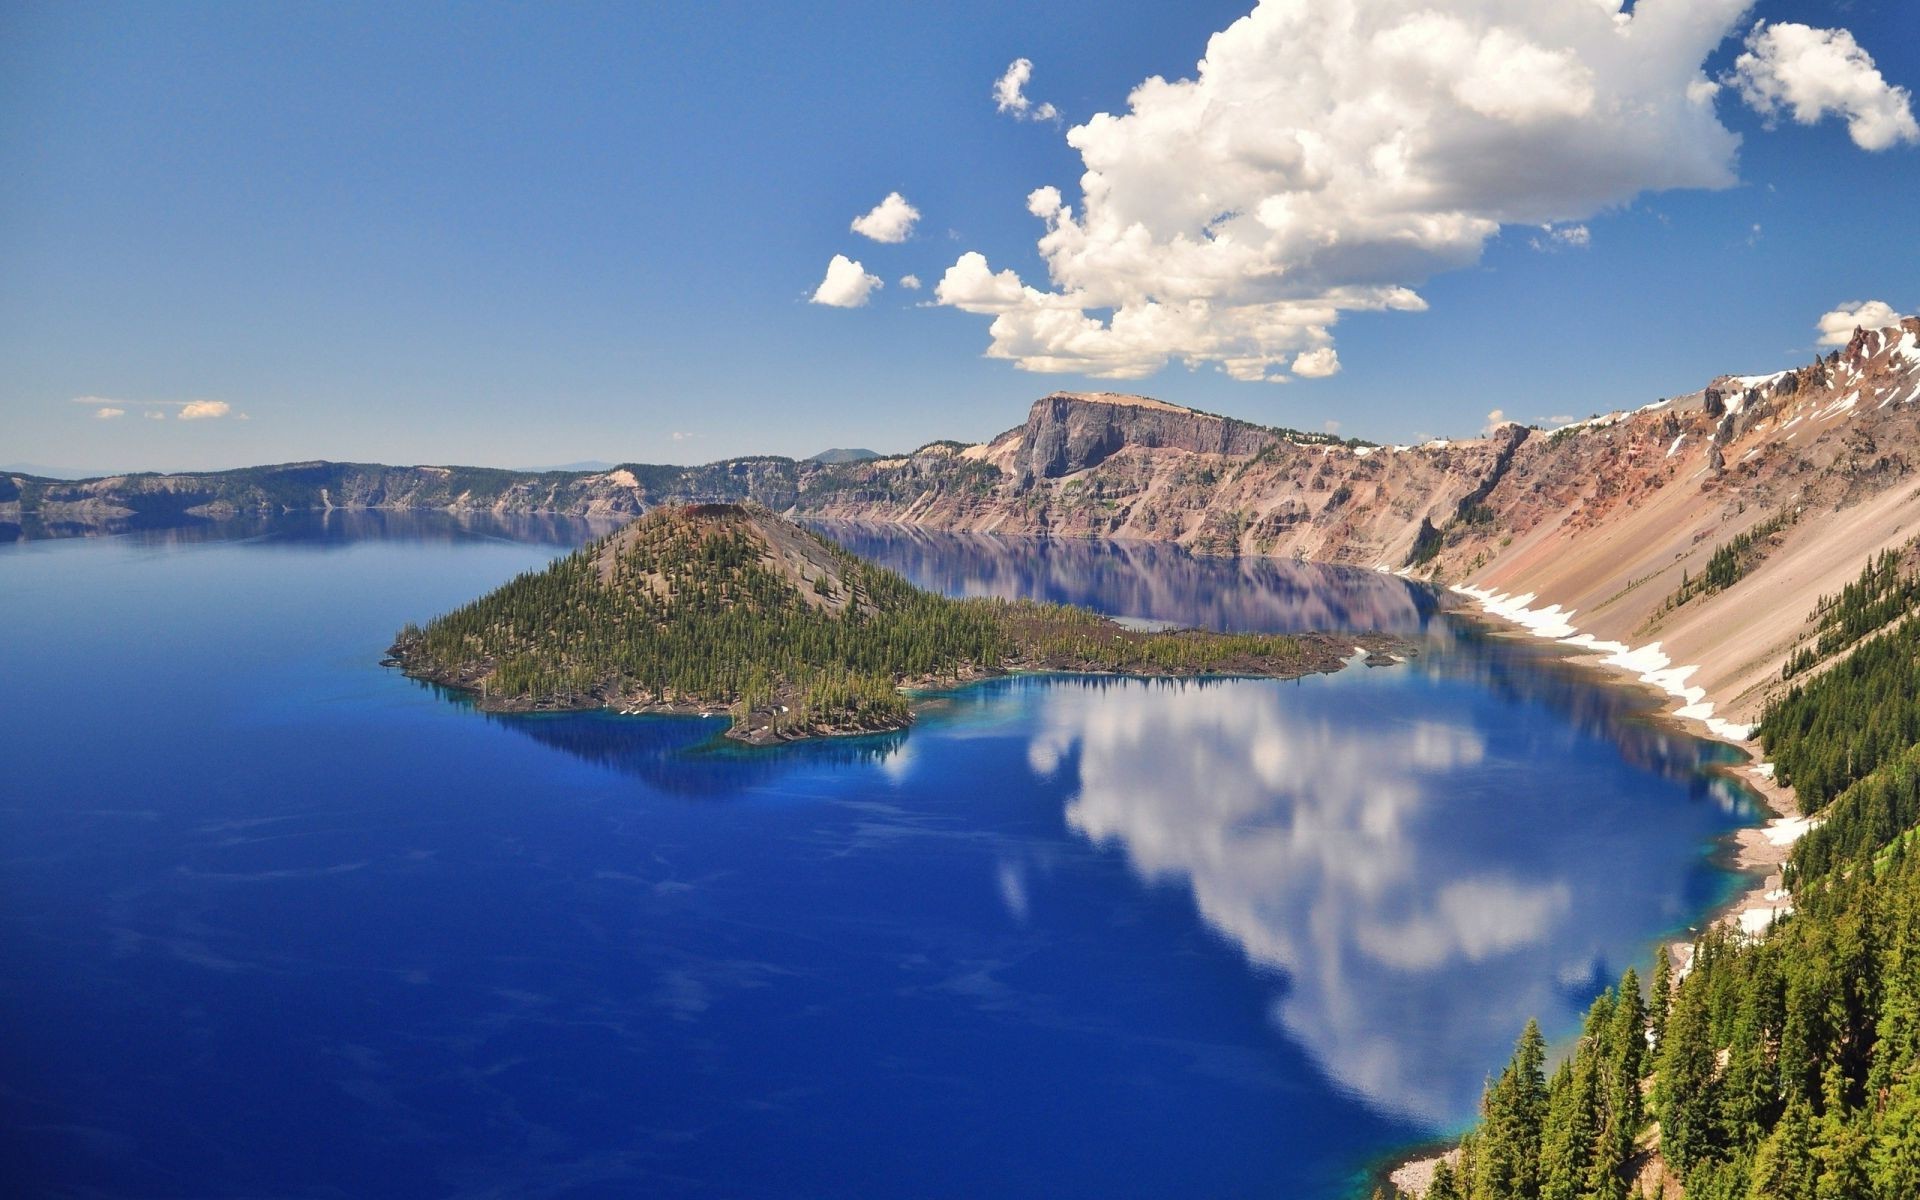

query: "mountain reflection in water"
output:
813 520 1440 634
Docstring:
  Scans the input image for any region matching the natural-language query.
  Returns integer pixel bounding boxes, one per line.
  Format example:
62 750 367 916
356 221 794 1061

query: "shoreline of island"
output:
388 626 1419 746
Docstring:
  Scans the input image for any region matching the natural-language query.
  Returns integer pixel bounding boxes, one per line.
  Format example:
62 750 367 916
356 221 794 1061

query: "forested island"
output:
388 503 1403 743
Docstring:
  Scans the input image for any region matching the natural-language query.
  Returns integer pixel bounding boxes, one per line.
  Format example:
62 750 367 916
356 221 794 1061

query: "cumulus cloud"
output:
850 191 920 243
899 274 922 290
1291 347 1340 379
1729 22 1919 151
993 58 1058 122
92 405 125 420
1816 299 1909 346
177 399 231 420
938 1 1908 383
810 254 883 308
144 411 166 421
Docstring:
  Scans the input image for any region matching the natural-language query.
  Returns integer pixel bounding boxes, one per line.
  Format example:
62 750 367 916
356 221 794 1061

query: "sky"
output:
3 0 1917 475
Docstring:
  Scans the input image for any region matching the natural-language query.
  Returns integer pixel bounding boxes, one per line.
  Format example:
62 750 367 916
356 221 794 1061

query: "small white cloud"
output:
899 274 922 290
810 254 883 308
993 58 1058 122
850 192 920 243
1729 21 1918 151
671 431 699 442
1484 408 1508 434
1816 300 1909 346
1291 347 1341 379
1530 223 1591 251
178 399 231 421
144 411 166 421
93 406 125 420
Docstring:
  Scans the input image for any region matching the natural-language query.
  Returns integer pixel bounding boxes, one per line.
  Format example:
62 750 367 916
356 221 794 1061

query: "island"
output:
387 502 1408 743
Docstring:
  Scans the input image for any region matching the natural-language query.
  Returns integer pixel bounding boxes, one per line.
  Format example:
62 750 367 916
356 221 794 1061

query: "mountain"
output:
388 502 1381 742
809 320 1920 734
806 447 882 464
17 317 1920 737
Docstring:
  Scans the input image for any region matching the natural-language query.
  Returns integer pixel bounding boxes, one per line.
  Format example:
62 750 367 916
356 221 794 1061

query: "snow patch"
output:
1666 434 1687 458
1739 905 1792 936
1451 585 1754 743
1762 814 1820 847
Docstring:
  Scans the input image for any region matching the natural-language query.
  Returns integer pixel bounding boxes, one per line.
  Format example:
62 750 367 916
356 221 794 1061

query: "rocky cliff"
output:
802 319 1920 733
1009 391 1285 487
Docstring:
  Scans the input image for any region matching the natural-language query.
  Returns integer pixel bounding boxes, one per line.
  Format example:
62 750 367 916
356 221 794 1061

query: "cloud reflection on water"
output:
1022 672 1695 1122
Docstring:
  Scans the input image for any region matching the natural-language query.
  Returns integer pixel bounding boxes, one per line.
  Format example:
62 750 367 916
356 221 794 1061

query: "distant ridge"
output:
806 448 882 464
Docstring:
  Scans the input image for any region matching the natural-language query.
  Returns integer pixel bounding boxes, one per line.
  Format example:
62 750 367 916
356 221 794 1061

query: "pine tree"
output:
1870 1078 1920 1199
1651 946 1672 1050
1746 1095 1816 1200
1656 980 1719 1176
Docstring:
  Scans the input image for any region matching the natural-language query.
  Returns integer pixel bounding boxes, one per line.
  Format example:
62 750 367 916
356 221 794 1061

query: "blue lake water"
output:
0 513 1757 1198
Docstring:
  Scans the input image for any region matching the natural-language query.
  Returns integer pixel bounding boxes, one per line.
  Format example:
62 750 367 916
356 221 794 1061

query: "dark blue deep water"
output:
0 514 1758 1199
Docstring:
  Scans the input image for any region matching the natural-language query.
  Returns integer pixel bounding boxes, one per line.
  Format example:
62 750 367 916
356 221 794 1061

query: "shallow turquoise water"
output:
0 514 1754 1198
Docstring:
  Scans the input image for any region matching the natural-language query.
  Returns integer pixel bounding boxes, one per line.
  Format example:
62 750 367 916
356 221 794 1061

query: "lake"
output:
0 512 1756 1198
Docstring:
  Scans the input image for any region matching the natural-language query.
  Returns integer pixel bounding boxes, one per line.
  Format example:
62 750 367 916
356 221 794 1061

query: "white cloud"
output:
810 254 883 308
938 1 1906 383
178 399 231 420
1816 299 1909 346
1484 408 1508 434
1729 22 1918 151
850 191 920 243
670 431 699 442
1292 347 1341 379
993 58 1058 122
899 274 922 290
70 394 237 421
1530 223 1592 251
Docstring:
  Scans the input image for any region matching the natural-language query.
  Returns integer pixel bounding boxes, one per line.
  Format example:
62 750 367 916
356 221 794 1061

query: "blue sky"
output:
3 0 1915 474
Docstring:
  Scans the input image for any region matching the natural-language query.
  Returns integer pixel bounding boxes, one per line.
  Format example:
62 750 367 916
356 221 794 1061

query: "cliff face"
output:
805 397 1524 566
802 319 1920 730
1012 392 1280 487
